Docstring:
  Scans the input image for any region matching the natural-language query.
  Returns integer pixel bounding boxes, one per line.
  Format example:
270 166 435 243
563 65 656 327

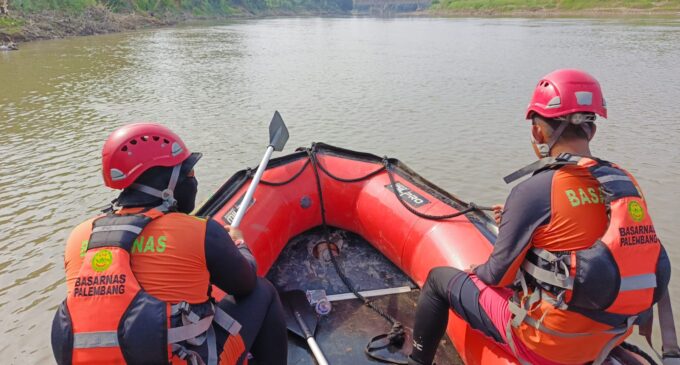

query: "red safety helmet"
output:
526 69 607 120
102 123 192 190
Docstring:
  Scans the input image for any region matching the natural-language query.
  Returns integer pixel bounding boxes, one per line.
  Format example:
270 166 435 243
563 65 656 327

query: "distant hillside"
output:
5 0 352 15
432 0 680 12
0 0 351 42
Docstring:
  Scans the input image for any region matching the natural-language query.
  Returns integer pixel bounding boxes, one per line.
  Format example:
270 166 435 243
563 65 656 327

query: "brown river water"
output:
1 17 679 363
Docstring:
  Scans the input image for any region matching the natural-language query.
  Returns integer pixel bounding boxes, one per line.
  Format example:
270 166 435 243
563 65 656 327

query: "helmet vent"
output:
153 136 160 141
130 139 137 145
546 96 561 108
171 142 183 156
141 136 148 142
110 169 126 181
121 146 128 152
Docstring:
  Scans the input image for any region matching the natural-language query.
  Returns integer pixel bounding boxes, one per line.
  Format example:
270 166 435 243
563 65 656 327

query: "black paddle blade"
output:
269 111 289 152
280 289 317 340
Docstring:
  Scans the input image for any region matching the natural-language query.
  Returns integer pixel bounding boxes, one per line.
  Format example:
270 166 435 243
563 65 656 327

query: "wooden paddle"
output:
280 290 330 365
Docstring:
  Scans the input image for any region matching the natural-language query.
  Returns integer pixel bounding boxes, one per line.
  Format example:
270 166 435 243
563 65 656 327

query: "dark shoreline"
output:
0 6 348 43
2 5 679 44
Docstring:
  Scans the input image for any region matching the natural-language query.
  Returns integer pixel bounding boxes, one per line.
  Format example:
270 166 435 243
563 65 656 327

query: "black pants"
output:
409 267 504 365
216 277 288 365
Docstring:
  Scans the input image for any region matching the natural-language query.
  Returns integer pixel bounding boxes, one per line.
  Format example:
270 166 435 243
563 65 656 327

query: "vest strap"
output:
503 153 581 184
207 326 218 365
167 316 214 344
214 306 242 336
172 343 206 365
658 292 680 362
91 224 143 235
521 260 573 290
591 315 638 365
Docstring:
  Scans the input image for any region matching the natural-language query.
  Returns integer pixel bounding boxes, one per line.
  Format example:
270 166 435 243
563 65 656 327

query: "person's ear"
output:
532 123 546 144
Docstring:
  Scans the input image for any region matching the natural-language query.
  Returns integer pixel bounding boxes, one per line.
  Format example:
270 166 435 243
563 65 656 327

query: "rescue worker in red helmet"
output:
408 69 676 365
51 123 287 365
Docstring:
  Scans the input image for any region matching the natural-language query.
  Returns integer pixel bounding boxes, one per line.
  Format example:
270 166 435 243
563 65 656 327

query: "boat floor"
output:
267 228 462 365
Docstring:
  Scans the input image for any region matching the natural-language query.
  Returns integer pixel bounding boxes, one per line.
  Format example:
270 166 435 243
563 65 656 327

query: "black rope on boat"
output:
620 342 659 365
314 155 386 183
259 158 312 186
255 144 493 221
307 149 407 364
383 159 493 220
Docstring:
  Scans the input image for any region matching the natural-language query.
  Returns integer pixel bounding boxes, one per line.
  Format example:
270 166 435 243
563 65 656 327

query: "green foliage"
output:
0 16 25 33
434 0 680 11
10 0 97 12
7 0 347 13
9 0 679 16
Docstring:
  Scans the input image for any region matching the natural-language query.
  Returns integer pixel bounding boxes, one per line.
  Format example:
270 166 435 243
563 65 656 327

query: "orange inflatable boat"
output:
196 143 654 365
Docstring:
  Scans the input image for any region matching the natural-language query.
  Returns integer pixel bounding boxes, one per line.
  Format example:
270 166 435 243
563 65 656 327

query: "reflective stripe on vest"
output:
73 331 119 349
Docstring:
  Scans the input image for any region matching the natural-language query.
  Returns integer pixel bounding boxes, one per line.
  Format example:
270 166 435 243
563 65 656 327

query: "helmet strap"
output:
533 121 569 158
130 164 182 209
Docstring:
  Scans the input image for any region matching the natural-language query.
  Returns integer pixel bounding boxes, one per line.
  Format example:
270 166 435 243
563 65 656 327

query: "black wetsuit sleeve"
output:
205 219 257 298
474 170 554 287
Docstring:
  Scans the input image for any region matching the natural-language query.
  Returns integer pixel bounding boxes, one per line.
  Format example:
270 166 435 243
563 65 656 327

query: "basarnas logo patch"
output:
628 201 645 223
91 249 113 272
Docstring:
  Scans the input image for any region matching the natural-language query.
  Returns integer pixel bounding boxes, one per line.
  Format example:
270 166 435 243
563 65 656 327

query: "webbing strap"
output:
167 316 214 344
91 225 143 235
130 164 182 207
596 174 632 184
659 292 680 360
503 154 580 184
503 157 557 184
591 315 637 365
532 248 562 263
619 274 657 292
171 301 201 323
206 325 218 365
130 184 165 199
73 331 119 348
542 122 570 157
521 260 573 290
172 344 206 365
508 301 592 338
504 320 532 365
214 306 242 336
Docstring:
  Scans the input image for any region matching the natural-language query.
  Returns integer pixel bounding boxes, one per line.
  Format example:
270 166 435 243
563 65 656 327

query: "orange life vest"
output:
507 156 671 365
51 208 244 365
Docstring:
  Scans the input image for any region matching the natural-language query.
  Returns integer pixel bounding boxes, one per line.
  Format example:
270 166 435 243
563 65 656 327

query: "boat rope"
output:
307 149 408 365
258 158 312 186
314 155 386 183
260 144 494 220
383 160 493 220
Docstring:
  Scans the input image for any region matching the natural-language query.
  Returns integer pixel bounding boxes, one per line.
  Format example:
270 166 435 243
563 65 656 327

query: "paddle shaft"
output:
230 145 274 228
294 311 329 365
307 337 329 365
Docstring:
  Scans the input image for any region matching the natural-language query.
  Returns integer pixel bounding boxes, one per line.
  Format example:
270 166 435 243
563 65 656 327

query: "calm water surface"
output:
1 17 679 363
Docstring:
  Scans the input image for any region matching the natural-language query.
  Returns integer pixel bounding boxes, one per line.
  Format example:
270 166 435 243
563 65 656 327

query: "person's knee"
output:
249 277 279 305
424 266 464 298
